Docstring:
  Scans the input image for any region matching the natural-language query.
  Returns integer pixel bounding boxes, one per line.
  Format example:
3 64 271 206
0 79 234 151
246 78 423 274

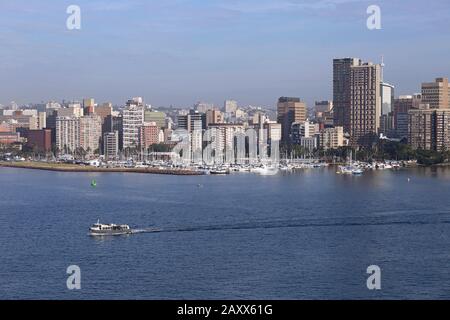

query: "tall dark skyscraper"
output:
333 58 382 147
333 58 361 134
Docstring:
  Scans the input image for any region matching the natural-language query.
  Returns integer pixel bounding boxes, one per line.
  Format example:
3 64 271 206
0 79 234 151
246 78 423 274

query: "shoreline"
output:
0 161 204 176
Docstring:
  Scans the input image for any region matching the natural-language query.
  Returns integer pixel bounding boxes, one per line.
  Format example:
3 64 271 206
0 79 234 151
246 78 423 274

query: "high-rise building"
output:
421 77 450 109
79 115 102 154
122 104 144 149
103 131 119 160
333 58 362 132
56 116 80 153
349 62 382 146
408 107 450 151
393 94 422 139
277 97 307 143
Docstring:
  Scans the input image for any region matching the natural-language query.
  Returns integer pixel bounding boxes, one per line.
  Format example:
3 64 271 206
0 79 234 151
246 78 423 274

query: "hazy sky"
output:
0 0 449 108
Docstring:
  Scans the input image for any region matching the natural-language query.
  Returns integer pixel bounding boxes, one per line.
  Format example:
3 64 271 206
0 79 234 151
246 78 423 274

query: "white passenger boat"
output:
89 220 132 236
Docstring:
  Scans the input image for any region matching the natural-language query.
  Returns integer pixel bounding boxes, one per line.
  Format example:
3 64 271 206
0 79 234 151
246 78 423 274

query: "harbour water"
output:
1 166 450 299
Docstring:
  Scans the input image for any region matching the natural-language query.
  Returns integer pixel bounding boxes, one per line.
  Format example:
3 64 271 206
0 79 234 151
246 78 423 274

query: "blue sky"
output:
0 0 449 108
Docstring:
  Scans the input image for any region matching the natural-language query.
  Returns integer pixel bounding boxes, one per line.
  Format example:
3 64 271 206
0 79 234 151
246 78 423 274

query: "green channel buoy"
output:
91 180 97 187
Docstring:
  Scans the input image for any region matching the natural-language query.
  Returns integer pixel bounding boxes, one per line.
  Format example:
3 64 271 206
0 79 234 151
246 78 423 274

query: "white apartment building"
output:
122 105 144 149
56 116 80 153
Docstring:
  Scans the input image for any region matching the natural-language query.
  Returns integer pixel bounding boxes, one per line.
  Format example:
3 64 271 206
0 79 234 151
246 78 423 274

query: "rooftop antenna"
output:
380 55 385 83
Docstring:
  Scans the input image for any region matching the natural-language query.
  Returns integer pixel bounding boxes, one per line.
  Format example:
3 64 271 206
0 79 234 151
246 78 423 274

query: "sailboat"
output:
337 150 364 175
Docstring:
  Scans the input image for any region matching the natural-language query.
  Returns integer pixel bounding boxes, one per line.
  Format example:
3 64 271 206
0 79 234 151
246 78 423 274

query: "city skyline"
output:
1 0 450 107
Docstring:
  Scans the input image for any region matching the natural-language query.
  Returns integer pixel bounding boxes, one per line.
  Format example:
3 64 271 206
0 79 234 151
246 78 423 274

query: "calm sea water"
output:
1 166 450 299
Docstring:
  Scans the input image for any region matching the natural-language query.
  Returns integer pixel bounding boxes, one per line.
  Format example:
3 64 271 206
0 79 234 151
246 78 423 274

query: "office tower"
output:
333 58 362 132
122 104 144 149
144 110 166 129
349 62 382 146
56 117 80 153
319 127 345 150
393 94 422 139
79 115 102 154
408 108 450 151
277 97 307 143
380 82 395 136
224 100 238 114
139 122 159 150
206 109 224 127
421 78 450 109
104 131 119 159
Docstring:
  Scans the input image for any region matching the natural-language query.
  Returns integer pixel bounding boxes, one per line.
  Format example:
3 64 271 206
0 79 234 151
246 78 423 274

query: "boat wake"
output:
130 213 450 236
131 227 162 234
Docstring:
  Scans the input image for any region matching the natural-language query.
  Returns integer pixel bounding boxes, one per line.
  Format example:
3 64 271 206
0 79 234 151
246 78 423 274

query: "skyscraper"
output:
277 97 307 143
408 107 450 151
122 104 144 149
79 115 102 154
349 62 382 146
333 58 362 133
56 116 80 153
